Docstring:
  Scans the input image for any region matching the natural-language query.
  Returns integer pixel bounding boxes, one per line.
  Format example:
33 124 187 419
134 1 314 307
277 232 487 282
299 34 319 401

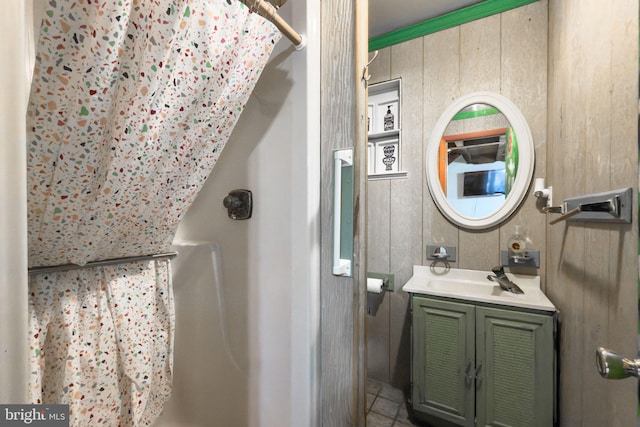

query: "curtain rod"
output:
28 252 179 276
241 0 306 50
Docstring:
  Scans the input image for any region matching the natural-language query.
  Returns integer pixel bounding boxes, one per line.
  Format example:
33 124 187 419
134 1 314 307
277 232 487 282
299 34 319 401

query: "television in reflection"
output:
463 169 506 197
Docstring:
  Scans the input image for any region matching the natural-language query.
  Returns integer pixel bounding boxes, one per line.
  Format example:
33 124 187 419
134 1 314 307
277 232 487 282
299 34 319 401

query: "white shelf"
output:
368 171 409 181
368 129 400 141
368 79 402 178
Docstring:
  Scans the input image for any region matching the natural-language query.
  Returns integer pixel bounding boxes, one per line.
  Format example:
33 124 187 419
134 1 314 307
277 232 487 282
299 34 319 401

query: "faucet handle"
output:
491 265 506 277
432 246 449 259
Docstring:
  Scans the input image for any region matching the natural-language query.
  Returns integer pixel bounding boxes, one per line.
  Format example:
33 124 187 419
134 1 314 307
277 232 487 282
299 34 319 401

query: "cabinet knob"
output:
464 361 473 387
475 362 483 388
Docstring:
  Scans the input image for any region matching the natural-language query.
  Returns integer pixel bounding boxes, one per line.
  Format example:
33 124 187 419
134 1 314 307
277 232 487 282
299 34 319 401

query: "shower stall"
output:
0 0 321 426
156 2 321 422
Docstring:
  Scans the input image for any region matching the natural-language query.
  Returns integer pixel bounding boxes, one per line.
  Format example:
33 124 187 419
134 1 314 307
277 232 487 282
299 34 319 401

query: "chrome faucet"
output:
486 266 524 294
596 347 640 379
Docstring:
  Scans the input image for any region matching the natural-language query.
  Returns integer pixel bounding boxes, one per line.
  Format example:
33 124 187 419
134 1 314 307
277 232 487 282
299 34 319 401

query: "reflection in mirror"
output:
439 105 517 218
426 92 534 229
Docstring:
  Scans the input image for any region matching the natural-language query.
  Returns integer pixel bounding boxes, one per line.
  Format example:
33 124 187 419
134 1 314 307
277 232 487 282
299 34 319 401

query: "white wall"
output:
0 0 29 404
169 1 320 425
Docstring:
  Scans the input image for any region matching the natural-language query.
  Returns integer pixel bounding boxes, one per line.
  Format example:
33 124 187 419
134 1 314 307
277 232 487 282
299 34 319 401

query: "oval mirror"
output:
426 92 534 229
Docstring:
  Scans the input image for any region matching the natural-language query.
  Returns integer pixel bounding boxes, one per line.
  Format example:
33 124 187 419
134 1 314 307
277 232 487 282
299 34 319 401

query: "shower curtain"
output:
27 0 280 425
29 261 174 426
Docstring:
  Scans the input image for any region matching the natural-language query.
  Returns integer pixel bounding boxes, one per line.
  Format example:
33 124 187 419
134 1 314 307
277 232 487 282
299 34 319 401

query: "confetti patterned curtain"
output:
27 0 280 425
29 261 174 426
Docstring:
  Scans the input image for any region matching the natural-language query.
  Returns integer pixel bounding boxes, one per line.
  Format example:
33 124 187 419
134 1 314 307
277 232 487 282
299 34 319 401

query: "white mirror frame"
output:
426 91 535 230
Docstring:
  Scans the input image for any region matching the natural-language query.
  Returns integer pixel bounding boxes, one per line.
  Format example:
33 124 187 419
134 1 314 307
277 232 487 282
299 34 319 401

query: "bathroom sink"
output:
427 278 498 296
402 265 556 312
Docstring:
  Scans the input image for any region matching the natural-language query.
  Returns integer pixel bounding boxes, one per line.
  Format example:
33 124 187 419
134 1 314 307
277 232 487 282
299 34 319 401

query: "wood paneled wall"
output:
367 1 639 425
367 1 548 389
320 0 368 425
547 1 638 425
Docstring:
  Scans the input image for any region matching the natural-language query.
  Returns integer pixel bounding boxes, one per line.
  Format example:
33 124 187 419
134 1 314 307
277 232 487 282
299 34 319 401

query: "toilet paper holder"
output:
367 272 395 292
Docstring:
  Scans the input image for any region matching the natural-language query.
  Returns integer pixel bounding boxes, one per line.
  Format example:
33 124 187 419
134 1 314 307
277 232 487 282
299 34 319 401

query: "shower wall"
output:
158 2 321 426
155 242 248 426
0 0 29 404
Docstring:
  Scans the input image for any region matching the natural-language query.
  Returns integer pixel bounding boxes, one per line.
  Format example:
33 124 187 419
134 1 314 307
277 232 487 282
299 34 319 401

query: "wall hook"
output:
362 50 379 82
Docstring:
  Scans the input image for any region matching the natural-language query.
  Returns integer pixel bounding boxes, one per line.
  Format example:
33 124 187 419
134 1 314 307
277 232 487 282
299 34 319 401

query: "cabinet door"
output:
412 297 475 426
475 307 554 427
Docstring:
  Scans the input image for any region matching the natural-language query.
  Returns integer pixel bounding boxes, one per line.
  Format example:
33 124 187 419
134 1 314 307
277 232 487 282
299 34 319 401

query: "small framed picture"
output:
377 101 398 132
369 138 399 174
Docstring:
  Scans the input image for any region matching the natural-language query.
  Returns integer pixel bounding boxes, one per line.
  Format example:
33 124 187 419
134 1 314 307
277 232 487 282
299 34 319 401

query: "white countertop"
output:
402 265 557 312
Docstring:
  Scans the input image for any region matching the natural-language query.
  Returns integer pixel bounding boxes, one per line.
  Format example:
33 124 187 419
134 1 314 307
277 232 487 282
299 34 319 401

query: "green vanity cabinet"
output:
411 296 476 426
410 295 556 427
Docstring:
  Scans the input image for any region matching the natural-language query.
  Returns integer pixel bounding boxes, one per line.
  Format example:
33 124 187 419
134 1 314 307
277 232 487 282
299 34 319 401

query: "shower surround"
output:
4 0 319 424
26 0 280 424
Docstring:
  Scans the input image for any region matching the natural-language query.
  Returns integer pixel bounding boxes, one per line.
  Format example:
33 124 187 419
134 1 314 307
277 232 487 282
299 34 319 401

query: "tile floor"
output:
366 379 425 427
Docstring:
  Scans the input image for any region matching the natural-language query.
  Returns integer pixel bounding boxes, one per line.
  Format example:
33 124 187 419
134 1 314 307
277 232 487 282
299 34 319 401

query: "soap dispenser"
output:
384 106 394 131
507 225 527 260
